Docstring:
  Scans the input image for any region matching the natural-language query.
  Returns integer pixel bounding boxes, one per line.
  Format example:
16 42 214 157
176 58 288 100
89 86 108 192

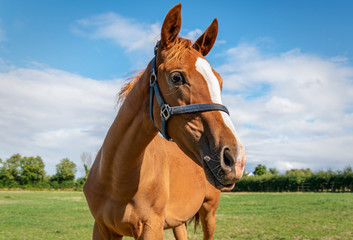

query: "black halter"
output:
149 43 230 141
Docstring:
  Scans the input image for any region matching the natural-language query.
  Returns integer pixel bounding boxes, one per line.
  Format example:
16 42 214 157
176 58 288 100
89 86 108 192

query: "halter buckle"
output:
161 104 172 121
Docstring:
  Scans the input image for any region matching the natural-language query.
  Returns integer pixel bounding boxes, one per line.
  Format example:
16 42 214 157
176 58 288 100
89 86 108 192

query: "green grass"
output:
0 191 352 239
211 193 353 240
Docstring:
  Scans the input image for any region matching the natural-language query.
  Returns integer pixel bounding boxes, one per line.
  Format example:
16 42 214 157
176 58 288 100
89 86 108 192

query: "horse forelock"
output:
165 37 193 62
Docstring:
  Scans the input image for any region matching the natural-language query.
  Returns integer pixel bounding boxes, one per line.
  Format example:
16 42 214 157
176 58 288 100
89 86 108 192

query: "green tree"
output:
2 154 22 185
285 168 312 177
19 156 46 185
269 168 279 175
254 164 267 176
343 166 352 175
342 166 353 191
0 158 4 186
53 158 77 183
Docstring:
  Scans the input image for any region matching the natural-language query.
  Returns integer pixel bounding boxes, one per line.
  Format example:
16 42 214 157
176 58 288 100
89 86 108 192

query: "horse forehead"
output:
195 57 222 104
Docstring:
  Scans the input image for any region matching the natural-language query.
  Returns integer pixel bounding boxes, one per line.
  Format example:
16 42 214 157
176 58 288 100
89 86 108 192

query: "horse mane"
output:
117 37 193 104
117 70 144 105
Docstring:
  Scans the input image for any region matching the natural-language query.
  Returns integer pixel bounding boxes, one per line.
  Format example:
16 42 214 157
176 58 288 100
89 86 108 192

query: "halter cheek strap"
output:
149 43 230 141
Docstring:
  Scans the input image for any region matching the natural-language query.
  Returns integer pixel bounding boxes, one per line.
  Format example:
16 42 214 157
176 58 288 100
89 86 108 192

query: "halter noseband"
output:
149 42 230 141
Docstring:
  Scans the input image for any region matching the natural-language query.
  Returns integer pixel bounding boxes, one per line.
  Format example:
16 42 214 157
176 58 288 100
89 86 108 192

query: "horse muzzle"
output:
203 144 246 191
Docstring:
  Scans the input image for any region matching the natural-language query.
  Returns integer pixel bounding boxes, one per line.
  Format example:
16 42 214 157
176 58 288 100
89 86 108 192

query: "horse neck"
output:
100 67 157 184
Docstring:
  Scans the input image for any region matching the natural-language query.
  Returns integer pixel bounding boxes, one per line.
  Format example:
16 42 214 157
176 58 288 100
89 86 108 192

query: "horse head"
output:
150 4 246 191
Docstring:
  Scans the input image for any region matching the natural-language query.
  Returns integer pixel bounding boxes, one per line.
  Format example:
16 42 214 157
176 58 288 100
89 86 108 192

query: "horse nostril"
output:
222 148 234 168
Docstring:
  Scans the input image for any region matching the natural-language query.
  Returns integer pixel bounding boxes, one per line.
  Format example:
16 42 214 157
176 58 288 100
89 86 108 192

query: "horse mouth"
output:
202 156 236 191
214 178 236 191
217 183 235 191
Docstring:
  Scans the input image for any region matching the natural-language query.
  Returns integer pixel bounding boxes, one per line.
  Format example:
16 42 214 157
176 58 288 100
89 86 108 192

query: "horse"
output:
84 3 246 240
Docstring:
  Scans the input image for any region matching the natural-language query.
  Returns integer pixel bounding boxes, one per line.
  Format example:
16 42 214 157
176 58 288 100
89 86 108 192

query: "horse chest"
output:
114 196 204 233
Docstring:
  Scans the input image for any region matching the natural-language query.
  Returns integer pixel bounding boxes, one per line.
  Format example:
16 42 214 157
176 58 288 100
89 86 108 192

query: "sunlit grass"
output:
0 191 352 239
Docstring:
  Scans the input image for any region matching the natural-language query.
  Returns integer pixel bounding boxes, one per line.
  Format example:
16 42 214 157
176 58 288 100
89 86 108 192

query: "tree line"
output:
0 153 91 190
1 154 352 192
232 164 353 192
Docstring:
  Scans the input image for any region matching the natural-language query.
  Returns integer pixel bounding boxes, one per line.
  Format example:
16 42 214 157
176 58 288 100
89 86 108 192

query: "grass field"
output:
0 191 352 240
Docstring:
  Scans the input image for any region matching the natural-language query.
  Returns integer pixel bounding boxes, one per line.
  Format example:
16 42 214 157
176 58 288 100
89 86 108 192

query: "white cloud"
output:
185 29 202 41
71 12 162 71
71 13 220 50
71 13 226 69
265 96 304 114
219 44 353 172
72 12 160 53
0 64 122 176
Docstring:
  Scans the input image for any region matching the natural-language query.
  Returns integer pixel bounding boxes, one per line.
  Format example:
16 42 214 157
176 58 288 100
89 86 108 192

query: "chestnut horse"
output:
84 3 246 240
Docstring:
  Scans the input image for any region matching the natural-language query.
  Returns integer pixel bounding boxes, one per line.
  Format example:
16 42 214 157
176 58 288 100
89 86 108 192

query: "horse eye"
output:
169 72 185 85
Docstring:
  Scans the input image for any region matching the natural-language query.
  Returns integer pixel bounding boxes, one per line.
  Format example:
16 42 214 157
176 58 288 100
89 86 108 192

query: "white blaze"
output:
195 57 241 149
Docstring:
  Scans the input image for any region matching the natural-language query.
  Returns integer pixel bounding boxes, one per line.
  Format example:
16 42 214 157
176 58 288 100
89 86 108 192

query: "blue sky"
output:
1 1 352 79
1 1 353 176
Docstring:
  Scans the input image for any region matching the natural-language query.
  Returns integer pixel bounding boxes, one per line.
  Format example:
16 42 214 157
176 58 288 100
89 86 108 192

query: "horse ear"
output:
192 18 218 56
161 3 182 48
